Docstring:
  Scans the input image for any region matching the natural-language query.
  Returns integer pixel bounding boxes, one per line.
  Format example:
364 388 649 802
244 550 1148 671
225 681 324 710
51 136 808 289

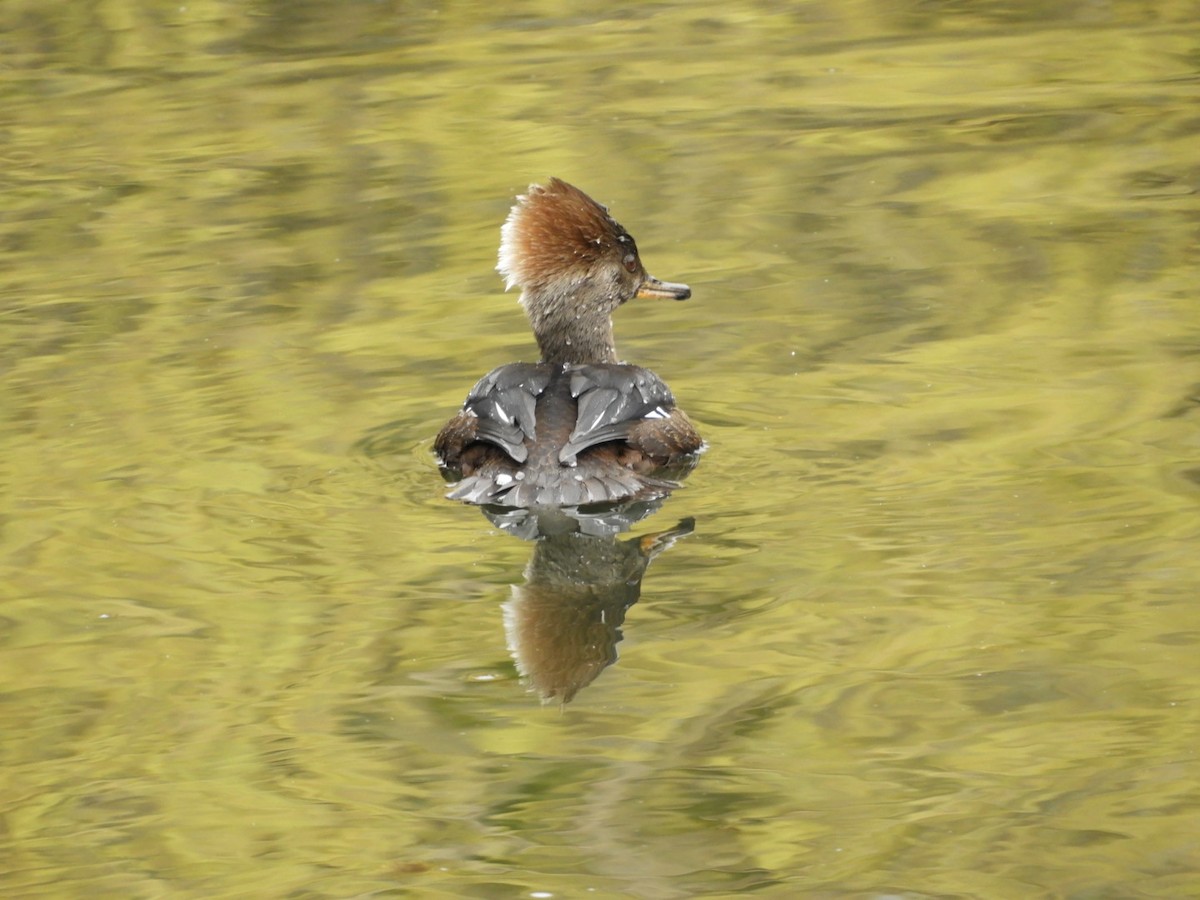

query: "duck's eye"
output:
623 253 638 273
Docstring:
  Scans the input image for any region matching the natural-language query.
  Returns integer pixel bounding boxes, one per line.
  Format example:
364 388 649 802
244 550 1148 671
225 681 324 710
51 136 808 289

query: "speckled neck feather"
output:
497 178 647 366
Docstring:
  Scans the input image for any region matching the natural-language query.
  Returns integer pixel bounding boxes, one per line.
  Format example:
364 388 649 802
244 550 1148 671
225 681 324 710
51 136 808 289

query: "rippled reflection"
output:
362 410 699 704
497 506 695 704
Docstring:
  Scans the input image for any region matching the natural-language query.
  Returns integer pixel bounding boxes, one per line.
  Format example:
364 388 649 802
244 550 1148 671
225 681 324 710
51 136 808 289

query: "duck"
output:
434 178 702 508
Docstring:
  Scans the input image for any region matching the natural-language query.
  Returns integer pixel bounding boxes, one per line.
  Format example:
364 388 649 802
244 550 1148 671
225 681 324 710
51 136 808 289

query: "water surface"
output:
2 2 1198 897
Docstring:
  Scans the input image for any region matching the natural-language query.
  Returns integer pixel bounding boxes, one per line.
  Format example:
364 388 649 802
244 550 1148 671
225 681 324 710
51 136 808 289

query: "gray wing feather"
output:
560 365 676 463
462 363 551 463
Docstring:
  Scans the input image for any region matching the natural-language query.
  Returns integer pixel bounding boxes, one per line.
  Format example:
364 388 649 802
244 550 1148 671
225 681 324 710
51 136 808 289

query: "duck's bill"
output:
637 276 691 301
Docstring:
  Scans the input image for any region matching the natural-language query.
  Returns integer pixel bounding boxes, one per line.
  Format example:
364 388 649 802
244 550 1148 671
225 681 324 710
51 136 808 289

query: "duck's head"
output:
497 178 690 365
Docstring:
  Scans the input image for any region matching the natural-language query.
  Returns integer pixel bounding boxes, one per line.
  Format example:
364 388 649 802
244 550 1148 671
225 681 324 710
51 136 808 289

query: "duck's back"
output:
435 362 702 507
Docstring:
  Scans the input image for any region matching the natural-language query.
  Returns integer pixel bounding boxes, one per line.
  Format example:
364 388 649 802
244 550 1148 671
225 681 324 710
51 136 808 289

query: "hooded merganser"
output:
435 178 702 507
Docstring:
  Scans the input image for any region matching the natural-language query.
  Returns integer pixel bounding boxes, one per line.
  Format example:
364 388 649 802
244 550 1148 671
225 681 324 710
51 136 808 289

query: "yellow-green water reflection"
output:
2 2 1198 897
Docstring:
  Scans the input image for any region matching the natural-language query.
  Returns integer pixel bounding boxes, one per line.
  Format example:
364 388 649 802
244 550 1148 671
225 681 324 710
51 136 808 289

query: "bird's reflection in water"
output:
482 503 694 705
353 423 697 705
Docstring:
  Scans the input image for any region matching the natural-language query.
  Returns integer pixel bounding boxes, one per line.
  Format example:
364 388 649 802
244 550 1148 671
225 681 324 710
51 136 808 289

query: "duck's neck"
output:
523 287 619 366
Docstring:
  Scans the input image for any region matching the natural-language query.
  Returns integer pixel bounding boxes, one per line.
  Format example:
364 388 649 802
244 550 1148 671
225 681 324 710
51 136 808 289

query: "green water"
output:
2 2 1198 897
